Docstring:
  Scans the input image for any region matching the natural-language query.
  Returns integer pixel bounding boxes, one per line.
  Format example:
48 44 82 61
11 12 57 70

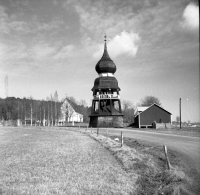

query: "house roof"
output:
137 106 149 112
135 103 172 117
62 98 83 115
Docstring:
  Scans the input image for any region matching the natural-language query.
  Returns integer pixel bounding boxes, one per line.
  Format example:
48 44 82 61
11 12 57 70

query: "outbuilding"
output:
59 98 83 125
133 103 172 128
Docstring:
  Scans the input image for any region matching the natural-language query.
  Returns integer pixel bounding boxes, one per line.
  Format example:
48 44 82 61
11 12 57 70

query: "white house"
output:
59 99 83 125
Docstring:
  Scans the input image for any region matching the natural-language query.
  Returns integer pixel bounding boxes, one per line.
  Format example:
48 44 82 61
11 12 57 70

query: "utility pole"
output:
43 102 45 126
180 98 181 129
24 100 26 126
18 100 19 120
40 107 41 126
48 100 50 126
35 106 37 126
30 101 32 126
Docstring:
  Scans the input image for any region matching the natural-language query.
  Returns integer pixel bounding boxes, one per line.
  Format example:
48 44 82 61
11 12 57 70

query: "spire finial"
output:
104 31 107 49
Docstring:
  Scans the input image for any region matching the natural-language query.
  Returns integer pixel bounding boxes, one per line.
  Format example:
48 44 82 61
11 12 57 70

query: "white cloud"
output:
181 3 199 29
0 5 30 34
30 43 56 60
93 31 141 59
53 45 74 59
74 1 139 39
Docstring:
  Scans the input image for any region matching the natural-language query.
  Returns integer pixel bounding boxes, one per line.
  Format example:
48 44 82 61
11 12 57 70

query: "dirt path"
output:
0 127 135 195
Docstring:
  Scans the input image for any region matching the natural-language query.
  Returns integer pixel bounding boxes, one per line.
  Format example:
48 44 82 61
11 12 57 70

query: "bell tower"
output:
89 35 124 127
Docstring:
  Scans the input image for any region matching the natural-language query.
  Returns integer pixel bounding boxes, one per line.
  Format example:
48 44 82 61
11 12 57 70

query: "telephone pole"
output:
179 98 181 129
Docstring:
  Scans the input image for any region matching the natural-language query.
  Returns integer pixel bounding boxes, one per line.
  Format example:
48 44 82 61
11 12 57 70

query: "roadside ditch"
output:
75 128 199 195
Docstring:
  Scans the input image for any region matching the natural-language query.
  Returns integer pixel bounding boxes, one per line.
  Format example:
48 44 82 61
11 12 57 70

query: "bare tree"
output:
43 100 46 126
35 105 37 126
40 106 41 126
29 97 33 126
65 101 74 122
24 99 26 126
79 99 88 107
54 91 58 126
50 94 53 126
122 100 135 124
46 97 50 126
139 96 161 107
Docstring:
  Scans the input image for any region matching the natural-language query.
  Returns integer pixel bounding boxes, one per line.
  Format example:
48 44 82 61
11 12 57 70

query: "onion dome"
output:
95 35 116 74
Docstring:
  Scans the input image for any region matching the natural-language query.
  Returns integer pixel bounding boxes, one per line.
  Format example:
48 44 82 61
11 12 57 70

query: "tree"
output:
29 96 33 126
50 94 53 125
79 99 88 107
65 101 74 122
54 91 58 126
139 96 162 107
46 97 50 126
122 100 135 124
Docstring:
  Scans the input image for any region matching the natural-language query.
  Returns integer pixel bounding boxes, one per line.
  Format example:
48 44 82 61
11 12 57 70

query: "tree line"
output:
0 96 61 126
0 94 161 126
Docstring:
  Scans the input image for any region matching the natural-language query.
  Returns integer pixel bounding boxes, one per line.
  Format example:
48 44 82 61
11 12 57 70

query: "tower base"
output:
89 116 123 128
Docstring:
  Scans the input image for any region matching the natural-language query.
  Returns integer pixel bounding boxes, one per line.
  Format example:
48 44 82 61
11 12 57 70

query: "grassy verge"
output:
79 129 196 195
0 127 136 195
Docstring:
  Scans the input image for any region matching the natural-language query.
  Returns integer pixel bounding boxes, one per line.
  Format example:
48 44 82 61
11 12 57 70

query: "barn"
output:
133 103 172 128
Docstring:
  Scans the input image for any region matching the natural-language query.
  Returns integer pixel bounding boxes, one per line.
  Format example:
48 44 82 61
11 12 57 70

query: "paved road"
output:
99 128 200 173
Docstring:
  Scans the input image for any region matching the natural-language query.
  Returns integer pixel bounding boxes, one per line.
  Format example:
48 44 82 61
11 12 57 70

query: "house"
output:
58 99 83 125
133 103 172 128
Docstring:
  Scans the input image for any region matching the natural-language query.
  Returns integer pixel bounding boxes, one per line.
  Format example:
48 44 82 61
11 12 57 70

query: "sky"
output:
0 0 199 122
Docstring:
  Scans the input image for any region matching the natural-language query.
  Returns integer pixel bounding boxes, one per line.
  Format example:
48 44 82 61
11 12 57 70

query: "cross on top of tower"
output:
95 33 116 74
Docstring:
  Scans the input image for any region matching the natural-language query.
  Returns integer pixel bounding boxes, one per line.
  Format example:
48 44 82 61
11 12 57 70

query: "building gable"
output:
137 103 171 116
140 104 171 125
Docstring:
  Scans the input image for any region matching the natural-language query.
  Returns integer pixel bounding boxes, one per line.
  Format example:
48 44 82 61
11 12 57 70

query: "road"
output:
99 128 200 173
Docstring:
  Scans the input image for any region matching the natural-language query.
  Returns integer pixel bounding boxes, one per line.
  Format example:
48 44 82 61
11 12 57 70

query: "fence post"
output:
97 127 99 136
121 131 123 147
163 145 171 170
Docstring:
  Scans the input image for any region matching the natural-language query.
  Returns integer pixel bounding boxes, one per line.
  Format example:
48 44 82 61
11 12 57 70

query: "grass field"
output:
0 127 135 195
0 126 199 194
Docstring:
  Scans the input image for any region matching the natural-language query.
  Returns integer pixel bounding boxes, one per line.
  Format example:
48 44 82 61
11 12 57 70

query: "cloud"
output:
93 31 141 59
74 0 190 54
31 43 57 60
181 3 199 29
37 17 65 31
0 5 30 34
0 38 76 74
53 45 74 59
0 6 10 33
74 0 139 39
